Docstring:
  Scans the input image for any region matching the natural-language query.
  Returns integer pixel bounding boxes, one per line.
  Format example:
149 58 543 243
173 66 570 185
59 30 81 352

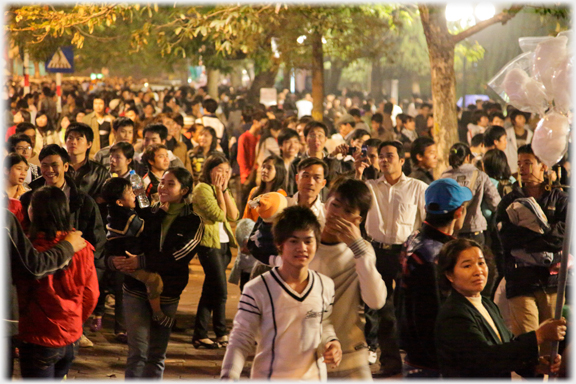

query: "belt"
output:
370 241 402 250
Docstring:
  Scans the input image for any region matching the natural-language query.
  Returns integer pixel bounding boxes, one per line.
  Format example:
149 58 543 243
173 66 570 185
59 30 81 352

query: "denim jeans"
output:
19 339 79 379
123 291 179 378
193 244 232 340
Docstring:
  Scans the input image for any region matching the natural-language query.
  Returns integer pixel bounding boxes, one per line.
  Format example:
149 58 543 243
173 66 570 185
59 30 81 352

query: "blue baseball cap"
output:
425 178 473 214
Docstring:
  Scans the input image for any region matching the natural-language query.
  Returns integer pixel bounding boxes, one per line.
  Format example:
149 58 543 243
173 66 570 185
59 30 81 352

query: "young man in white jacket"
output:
247 178 387 379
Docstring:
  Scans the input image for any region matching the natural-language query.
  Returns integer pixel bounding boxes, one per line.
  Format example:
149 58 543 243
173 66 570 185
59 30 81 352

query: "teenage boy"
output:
133 124 185 176
466 109 489 145
287 121 352 200
408 137 437 185
505 110 533 175
221 206 341 380
496 144 567 353
64 122 110 200
397 179 471 378
82 94 114 157
94 117 135 170
142 143 170 202
483 125 508 152
470 133 485 162
277 128 301 173
247 178 386 379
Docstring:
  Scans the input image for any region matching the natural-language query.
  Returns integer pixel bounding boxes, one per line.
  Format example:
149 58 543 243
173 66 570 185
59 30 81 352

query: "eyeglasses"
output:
15 146 32 152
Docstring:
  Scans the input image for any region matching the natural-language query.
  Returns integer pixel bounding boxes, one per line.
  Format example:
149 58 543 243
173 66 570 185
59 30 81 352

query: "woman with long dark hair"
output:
440 142 500 245
34 110 61 154
191 154 239 349
242 154 287 222
188 126 218 185
110 167 204 378
15 186 98 379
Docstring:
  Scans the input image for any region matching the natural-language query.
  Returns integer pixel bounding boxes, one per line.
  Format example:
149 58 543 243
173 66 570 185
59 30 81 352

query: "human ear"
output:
445 272 454 283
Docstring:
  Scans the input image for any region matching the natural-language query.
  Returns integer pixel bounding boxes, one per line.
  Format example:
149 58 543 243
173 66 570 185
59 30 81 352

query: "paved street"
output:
12 255 399 380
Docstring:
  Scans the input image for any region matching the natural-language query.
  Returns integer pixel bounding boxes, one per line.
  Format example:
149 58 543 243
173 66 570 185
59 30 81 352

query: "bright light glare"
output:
187 78 192 83
90 73 97 80
445 3 473 22
297 35 307 44
475 3 496 21
144 82 149 88
322 37 327 44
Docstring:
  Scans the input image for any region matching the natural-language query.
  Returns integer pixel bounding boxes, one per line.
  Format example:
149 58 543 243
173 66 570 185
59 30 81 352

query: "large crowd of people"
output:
4 77 570 380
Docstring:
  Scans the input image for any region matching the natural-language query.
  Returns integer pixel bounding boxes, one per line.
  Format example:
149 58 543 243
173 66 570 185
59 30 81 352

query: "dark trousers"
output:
113 271 126 334
93 265 107 317
366 242 403 370
194 244 232 340
19 339 79 379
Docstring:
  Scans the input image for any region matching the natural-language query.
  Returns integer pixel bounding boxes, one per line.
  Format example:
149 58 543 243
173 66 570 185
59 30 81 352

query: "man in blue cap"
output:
396 178 472 378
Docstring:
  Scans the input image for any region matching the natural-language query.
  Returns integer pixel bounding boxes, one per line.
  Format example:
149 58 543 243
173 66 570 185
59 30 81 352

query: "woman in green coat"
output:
191 154 239 349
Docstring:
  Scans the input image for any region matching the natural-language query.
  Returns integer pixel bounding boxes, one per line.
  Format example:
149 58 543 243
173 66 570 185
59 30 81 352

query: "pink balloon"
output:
503 68 547 115
551 56 572 114
531 111 570 167
533 36 568 96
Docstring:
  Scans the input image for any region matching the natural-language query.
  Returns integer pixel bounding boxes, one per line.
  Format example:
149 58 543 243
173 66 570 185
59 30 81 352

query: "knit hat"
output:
249 192 288 223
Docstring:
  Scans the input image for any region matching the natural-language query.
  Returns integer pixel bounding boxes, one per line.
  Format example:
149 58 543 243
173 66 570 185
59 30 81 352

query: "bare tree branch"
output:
451 5 524 44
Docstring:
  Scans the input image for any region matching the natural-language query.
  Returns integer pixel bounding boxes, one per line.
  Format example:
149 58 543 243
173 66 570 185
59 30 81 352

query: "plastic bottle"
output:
129 170 150 208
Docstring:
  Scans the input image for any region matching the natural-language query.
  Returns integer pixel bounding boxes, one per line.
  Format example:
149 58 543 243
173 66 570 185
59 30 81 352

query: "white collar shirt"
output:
365 173 428 245
287 192 326 230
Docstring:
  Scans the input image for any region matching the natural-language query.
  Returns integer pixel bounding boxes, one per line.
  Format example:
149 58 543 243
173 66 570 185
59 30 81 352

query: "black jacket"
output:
121 200 204 299
408 166 434 185
20 175 106 264
496 183 567 299
67 159 110 200
435 289 538 378
6 209 75 334
397 223 454 370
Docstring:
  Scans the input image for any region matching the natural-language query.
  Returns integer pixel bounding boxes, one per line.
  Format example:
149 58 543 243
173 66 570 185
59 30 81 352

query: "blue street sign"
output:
45 46 74 73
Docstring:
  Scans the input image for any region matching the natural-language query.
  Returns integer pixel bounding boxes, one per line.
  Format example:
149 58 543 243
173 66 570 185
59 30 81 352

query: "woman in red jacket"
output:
15 186 98 379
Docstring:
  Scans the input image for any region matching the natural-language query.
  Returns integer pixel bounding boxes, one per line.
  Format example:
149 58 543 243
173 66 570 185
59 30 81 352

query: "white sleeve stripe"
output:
173 226 203 260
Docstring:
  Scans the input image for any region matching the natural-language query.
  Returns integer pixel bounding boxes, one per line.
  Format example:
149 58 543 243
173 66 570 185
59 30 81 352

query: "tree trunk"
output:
230 62 243 89
206 68 220 99
281 64 292 91
33 61 40 78
370 56 384 99
247 66 279 105
419 5 458 176
325 59 344 95
311 30 324 122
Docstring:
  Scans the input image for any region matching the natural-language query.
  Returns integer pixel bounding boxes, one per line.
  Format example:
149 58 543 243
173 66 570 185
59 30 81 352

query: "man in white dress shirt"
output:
355 140 427 377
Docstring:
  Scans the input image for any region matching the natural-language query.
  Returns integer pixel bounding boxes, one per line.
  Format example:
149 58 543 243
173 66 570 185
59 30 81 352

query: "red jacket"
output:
238 130 259 184
15 232 98 347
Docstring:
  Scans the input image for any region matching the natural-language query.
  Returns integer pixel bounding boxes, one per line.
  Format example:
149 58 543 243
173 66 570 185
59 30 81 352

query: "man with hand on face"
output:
355 140 427 377
246 177 386 379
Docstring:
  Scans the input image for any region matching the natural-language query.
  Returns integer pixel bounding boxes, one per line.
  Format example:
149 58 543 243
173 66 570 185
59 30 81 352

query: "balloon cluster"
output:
488 32 572 167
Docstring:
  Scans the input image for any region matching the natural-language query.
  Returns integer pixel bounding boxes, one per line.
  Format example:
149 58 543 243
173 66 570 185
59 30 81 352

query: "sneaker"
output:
368 349 377 365
115 332 128 344
89 316 102 332
79 334 94 348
